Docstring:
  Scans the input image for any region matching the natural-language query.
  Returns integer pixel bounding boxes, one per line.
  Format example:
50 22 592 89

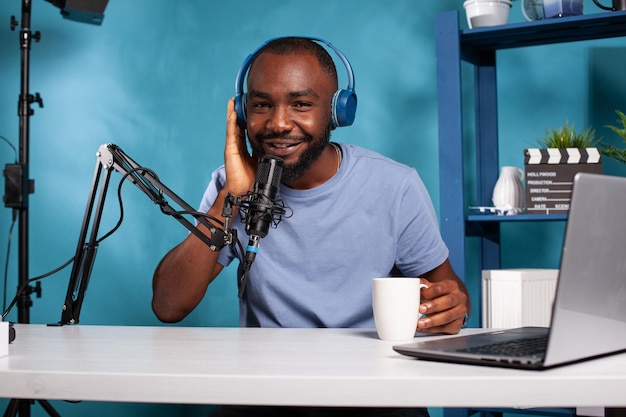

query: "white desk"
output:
1 324 625 408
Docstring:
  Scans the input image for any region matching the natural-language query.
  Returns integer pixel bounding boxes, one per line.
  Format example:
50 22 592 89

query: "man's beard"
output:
251 124 332 183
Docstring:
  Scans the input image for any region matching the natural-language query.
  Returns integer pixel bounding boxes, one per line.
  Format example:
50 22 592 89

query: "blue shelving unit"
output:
435 12 626 417
435 9 626 287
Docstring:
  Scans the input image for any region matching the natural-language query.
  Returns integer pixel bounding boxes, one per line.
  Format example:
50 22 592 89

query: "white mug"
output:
372 278 428 341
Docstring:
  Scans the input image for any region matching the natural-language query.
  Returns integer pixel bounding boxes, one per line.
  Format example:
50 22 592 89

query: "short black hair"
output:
250 37 338 88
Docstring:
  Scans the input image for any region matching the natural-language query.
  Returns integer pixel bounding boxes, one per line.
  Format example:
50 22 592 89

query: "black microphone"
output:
239 155 284 296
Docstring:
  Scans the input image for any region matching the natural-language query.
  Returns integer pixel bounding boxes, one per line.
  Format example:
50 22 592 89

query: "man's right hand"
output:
151 98 256 323
224 97 256 197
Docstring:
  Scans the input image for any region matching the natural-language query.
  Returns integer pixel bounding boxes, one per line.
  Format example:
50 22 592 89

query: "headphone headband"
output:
234 36 357 129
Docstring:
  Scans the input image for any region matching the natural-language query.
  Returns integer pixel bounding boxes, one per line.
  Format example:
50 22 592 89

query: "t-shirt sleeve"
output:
394 169 449 277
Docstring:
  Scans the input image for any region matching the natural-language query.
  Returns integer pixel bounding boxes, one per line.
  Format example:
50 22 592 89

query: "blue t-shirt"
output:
199 143 449 328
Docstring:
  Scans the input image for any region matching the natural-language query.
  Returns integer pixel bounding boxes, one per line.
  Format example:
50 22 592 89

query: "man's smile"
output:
262 141 304 158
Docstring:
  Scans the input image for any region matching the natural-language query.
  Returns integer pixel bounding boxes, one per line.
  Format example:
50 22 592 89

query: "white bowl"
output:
463 0 513 29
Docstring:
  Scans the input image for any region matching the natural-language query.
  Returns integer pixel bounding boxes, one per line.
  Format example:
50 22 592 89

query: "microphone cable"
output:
1 134 18 315
235 190 292 297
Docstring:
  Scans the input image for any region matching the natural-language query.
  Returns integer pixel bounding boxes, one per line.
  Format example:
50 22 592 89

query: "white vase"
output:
492 166 524 214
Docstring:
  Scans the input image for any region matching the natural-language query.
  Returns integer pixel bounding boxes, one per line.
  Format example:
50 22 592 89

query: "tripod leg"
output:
2 399 18 417
37 400 61 417
2 399 23 417
2 399 63 417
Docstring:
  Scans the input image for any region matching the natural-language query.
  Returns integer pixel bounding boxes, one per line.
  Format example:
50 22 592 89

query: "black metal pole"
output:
16 0 41 325
17 0 32 325
15 2 36 416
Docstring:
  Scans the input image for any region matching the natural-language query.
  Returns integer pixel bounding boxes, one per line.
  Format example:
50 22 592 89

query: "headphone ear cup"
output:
234 93 247 130
331 89 357 128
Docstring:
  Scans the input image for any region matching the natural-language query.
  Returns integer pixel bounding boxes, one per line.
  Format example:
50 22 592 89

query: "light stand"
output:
9 0 42 327
4 0 109 327
3 1 106 415
4 0 44 406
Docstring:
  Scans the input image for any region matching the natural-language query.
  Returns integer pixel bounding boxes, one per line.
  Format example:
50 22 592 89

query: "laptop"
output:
394 172 626 370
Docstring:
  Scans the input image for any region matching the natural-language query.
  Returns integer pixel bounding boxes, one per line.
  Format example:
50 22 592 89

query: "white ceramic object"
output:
372 278 428 341
491 166 525 215
463 0 513 29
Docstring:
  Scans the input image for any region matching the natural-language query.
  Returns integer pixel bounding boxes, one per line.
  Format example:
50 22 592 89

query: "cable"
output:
2 210 17 314
2 255 75 321
1 135 19 315
0 168 132 320
0 135 18 162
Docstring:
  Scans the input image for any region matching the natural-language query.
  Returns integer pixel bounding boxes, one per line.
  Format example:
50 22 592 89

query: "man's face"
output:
245 52 335 183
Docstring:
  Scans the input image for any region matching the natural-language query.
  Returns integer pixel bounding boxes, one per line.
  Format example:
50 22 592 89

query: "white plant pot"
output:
463 0 513 29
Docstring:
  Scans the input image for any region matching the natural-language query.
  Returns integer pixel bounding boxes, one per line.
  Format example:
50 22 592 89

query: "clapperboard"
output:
524 148 602 214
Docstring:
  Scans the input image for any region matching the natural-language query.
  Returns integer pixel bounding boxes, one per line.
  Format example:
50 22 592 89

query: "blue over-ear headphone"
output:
234 36 357 130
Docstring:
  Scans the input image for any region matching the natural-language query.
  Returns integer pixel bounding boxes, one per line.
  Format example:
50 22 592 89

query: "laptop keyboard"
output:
459 336 548 357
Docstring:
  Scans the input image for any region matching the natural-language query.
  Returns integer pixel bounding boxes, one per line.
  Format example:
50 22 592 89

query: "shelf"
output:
436 9 622 293
460 10 626 53
466 214 568 222
465 214 567 240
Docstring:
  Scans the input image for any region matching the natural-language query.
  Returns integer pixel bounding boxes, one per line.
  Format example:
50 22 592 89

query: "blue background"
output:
1 1 626 416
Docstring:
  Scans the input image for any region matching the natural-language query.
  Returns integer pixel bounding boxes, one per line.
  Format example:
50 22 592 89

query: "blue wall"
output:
1 1 626 416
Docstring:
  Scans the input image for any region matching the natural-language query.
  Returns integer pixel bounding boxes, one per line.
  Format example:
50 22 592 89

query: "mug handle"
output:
593 0 613 10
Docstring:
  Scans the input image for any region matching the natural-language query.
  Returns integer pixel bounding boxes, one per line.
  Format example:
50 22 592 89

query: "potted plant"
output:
599 109 626 165
537 120 599 149
524 121 602 215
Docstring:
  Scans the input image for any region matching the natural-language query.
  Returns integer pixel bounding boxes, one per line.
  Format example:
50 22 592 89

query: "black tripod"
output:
5 0 109 325
9 0 40 326
3 400 61 417
3 1 56 416
3 0 106 415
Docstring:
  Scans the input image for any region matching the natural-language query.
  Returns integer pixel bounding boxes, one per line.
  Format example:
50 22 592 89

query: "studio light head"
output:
45 0 109 25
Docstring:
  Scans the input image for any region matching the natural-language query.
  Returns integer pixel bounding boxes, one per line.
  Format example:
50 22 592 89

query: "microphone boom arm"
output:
57 144 229 325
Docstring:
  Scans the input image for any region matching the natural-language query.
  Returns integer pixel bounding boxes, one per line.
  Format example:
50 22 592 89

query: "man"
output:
152 37 469 416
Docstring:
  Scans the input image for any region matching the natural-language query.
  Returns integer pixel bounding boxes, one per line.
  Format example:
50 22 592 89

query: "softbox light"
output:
45 0 109 25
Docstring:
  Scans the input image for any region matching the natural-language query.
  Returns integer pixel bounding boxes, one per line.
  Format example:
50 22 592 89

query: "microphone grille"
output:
256 155 284 187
